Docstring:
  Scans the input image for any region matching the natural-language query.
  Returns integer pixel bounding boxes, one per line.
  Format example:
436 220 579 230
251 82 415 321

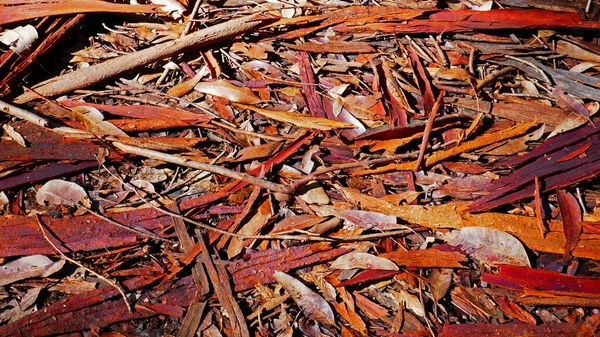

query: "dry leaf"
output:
273 271 335 326
330 252 399 271
336 209 403 230
429 268 453 301
2 124 27 147
36 179 91 208
0 24 38 53
236 103 356 130
0 255 66 286
69 106 128 138
557 189 583 261
194 79 261 104
442 227 530 267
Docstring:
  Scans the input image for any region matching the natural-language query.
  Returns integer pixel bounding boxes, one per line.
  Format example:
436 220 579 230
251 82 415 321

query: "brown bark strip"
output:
297 51 327 118
14 15 269 103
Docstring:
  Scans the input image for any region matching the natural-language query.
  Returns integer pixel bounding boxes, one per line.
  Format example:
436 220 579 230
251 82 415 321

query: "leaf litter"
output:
1 1 600 336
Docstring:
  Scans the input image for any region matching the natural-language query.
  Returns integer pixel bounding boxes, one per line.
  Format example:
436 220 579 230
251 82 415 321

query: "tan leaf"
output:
69 106 128 138
273 271 335 326
235 103 356 130
36 179 91 208
442 227 530 267
227 199 272 258
0 255 66 286
330 252 399 271
194 79 260 104
2 124 27 147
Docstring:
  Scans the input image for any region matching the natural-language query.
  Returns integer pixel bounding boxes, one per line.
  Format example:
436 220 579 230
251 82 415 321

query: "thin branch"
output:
36 215 132 313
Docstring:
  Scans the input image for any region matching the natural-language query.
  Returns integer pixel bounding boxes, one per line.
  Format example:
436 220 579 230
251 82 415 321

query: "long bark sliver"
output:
14 15 266 103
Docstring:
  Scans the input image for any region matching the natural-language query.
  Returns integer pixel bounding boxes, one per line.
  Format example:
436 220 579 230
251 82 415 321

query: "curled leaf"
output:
273 271 335 326
0 255 65 286
194 79 260 104
330 252 399 271
236 103 356 130
36 179 91 208
442 227 530 267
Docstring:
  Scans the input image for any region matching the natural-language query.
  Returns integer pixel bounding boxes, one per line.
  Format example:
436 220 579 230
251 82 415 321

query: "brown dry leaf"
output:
194 79 260 104
0 255 66 286
429 268 454 301
273 271 335 326
330 252 399 271
235 103 356 130
332 286 367 335
390 289 426 319
442 227 530 267
69 106 128 138
557 189 583 261
227 199 272 258
36 179 91 208
166 68 206 97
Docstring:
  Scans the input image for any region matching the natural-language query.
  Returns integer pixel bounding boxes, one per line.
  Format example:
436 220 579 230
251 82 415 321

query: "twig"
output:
112 141 290 193
36 215 132 313
81 205 177 244
288 151 420 192
474 66 515 93
14 15 269 103
414 91 445 171
504 55 552 84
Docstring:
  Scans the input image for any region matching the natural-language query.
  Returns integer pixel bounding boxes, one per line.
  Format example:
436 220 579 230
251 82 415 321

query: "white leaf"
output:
69 106 128 138
442 227 530 267
0 25 38 53
0 255 66 286
330 252 399 271
36 179 91 208
273 271 335 326
2 124 27 147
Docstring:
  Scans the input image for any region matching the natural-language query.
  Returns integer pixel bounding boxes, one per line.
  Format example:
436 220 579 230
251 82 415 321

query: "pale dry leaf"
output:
390 289 426 318
69 106 128 138
297 182 330 205
336 209 403 230
236 103 356 130
429 268 453 301
149 0 185 20
2 124 27 147
36 179 91 208
442 227 531 266
330 252 399 271
0 255 66 286
273 271 335 326
0 24 38 53
195 79 261 104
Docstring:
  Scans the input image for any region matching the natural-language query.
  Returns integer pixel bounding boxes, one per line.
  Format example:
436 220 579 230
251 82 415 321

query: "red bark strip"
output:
557 189 583 262
0 208 172 257
227 242 350 292
297 51 327 118
482 265 600 296
439 321 594 337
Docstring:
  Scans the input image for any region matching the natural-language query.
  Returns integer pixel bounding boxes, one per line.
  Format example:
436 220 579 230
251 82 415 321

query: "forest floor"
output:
2 1 600 336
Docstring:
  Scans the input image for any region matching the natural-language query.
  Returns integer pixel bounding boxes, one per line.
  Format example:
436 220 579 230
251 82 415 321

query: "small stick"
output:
504 55 552 84
414 91 445 171
36 215 132 313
